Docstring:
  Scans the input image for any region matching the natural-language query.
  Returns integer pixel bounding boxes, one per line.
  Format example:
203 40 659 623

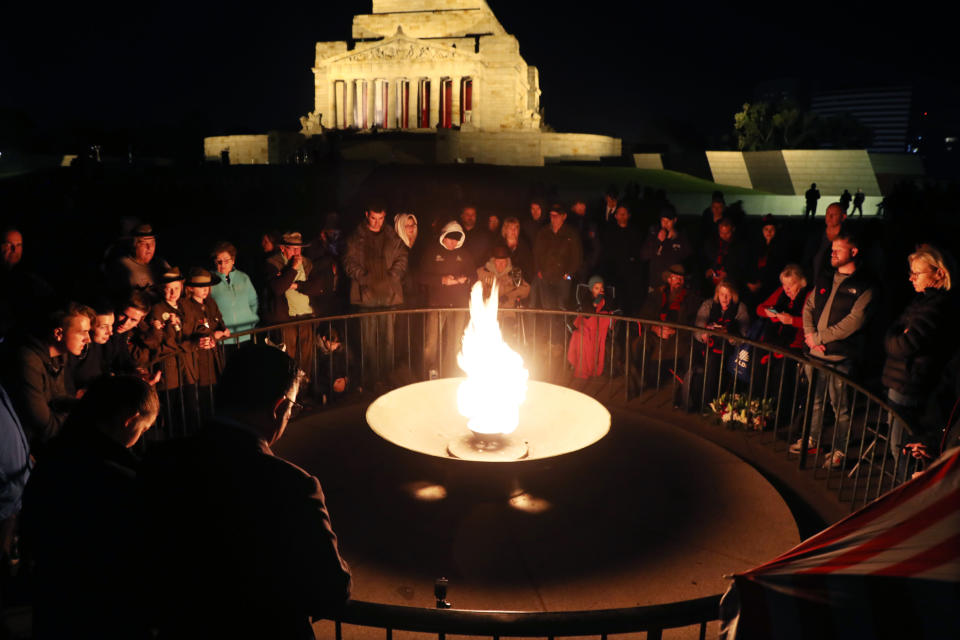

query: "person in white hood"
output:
420 221 475 377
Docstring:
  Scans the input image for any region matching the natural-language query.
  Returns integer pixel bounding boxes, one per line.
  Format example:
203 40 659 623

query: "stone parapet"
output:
706 150 890 195
204 135 270 165
372 0 488 13
705 151 752 189
780 149 880 196
542 133 621 160
632 153 664 169
353 9 502 39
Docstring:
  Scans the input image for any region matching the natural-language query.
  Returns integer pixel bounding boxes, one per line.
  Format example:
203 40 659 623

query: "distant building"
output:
205 0 620 167
810 86 912 153
300 0 541 135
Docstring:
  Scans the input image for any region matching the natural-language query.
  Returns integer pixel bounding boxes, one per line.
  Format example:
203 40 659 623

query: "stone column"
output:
430 77 440 129
451 77 461 128
328 81 337 129
346 79 356 128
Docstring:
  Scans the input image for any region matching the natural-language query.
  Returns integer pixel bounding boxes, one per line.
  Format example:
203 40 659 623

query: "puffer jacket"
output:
882 287 956 397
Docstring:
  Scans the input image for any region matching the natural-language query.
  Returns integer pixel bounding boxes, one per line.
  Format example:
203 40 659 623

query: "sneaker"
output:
823 450 846 469
789 438 819 455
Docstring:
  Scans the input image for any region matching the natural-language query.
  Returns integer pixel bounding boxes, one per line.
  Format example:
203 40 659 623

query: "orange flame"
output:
456 280 529 434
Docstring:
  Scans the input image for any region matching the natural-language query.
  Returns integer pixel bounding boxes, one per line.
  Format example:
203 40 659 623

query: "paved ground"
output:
274 388 802 639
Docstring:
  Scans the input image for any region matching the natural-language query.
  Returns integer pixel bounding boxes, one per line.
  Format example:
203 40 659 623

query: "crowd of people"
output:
2 184 960 636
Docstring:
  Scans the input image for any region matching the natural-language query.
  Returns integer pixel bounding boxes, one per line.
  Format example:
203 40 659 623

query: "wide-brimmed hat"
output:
278 231 310 247
131 223 156 238
184 267 221 288
158 266 186 284
662 264 686 282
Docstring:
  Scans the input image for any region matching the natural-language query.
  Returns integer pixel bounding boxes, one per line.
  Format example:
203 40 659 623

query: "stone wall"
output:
706 150 887 195
780 150 880 196
204 135 270 165
372 0 488 13
203 133 303 165
705 151 752 189
436 130 620 166
666 193 885 218
436 130 542 165
353 10 503 39
541 133 621 160
743 150 793 194
632 153 664 169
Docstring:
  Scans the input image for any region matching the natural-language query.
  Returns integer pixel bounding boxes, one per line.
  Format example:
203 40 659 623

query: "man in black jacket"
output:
796 231 877 469
140 344 351 639
5 303 92 454
22 375 158 639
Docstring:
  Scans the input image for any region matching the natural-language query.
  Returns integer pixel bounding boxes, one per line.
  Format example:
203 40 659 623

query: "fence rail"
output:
333 595 721 639
147 307 920 639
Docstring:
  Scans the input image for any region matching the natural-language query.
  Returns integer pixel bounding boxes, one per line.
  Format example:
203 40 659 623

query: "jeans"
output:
805 359 854 449
424 310 467 377
359 310 395 386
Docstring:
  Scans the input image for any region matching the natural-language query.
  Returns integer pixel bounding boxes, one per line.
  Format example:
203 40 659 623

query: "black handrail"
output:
333 595 721 638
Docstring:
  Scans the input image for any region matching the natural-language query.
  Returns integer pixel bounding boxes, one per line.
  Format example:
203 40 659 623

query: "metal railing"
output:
332 595 721 640
146 306 921 639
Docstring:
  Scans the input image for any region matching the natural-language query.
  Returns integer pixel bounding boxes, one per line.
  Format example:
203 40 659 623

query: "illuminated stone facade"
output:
300 0 541 135
205 0 620 166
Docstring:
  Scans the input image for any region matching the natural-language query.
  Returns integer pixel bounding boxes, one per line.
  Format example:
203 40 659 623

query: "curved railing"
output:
332 595 721 639
147 307 920 639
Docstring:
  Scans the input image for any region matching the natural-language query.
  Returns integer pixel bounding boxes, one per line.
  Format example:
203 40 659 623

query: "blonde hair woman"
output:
756 264 809 351
882 245 955 468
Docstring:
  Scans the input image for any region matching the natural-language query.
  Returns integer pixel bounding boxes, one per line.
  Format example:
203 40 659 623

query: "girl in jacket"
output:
182 268 230 425
144 268 188 392
882 246 955 467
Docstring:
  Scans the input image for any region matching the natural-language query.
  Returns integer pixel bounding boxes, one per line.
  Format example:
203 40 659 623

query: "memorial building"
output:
205 0 620 166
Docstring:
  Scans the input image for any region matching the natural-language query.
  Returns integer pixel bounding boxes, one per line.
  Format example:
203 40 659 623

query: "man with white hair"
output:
109 223 171 298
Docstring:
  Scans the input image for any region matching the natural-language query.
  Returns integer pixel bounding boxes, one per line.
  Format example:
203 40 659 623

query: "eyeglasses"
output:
909 269 935 279
285 397 305 419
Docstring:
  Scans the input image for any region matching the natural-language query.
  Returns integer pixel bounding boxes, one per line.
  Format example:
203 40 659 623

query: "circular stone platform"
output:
274 397 801 638
366 378 610 461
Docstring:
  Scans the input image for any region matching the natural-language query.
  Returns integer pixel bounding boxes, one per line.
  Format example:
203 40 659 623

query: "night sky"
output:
2 1 952 149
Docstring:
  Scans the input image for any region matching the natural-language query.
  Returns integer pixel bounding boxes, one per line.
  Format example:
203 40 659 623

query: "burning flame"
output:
456 280 529 434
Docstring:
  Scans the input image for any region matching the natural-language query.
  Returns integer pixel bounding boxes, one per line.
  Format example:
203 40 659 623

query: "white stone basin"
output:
366 378 611 462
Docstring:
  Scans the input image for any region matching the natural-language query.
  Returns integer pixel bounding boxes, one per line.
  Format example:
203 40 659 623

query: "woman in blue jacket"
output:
209 241 259 344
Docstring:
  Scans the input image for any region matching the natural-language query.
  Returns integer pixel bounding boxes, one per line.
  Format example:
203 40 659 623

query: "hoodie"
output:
420 221 475 307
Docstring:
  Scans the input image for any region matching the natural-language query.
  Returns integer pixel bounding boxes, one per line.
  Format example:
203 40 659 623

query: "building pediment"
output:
321 30 480 66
